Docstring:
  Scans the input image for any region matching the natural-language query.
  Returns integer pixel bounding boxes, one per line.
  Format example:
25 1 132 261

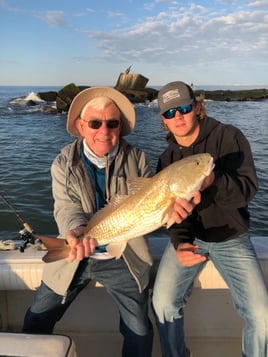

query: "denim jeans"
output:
152 234 268 357
23 257 153 357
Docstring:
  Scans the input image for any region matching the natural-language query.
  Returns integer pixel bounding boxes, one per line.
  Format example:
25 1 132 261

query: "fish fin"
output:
106 241 127 259
37 235 70 263
108 194 129 207
166 217 176 229
159 204 175 229
127 177 151 195
86 194 128 230
86 177 150 230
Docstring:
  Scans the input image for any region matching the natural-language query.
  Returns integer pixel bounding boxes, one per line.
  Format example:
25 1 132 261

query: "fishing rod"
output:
0 193 36 251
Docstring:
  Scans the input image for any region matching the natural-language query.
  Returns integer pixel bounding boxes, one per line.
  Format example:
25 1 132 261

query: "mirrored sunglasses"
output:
162 103 193 119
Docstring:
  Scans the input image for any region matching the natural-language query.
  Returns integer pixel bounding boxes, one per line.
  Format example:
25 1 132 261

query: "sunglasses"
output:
162 103 193 119
82 119 120 130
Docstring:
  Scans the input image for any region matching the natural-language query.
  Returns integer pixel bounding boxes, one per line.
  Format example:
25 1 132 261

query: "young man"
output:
152 81 268 357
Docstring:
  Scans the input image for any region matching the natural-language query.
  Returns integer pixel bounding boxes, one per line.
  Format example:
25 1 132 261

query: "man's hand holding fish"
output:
66 226 96 263
171 192 201 224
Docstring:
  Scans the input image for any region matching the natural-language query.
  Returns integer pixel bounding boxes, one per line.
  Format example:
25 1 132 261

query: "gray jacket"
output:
42 138 153 295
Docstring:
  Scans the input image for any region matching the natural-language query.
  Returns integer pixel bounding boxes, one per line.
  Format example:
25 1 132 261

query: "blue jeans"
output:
152 235 268 357
23 257 153 357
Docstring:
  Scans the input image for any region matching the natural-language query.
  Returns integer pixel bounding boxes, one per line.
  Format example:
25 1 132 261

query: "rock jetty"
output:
195 88 268 102
39 69 159 113
37 72 267 114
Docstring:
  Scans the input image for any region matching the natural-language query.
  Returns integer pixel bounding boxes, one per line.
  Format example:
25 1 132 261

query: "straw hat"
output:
67 87 135 136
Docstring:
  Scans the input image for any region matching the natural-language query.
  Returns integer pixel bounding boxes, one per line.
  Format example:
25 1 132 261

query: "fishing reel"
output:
0 193 43 253
18 222 47 253
18 226 36 252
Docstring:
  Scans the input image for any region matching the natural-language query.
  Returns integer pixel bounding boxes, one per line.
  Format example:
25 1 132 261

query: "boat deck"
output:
0 236 267 356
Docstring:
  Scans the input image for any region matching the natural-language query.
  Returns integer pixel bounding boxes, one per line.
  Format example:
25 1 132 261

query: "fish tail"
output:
37 235 70 263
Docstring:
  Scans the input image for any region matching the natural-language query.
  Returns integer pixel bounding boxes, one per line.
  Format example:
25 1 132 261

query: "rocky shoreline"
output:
195 88 268 102
36 83 267 114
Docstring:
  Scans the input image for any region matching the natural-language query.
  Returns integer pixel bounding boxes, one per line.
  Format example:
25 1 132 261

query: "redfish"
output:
40 153 214 263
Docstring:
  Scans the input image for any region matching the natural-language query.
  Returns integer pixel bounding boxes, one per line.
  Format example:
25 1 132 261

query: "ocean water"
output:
0 86 268 241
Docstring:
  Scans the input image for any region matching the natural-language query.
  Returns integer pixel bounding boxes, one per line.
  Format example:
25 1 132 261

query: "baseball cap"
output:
158 81 195 114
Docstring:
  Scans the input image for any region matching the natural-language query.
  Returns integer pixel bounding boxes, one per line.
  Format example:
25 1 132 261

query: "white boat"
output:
0 236 267 357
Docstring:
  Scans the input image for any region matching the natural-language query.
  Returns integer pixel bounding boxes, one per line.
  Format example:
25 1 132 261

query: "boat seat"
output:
0 332 77 357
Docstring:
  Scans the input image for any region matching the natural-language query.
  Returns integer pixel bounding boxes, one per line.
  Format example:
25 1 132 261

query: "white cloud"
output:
155 0 178 4
1 0 267 85
34 10 69 28
79 4 267 75
107 11 125 18
248 0 268 8
86 8 95 13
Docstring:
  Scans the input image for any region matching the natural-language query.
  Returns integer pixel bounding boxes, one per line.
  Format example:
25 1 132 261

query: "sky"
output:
0 0 267 87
